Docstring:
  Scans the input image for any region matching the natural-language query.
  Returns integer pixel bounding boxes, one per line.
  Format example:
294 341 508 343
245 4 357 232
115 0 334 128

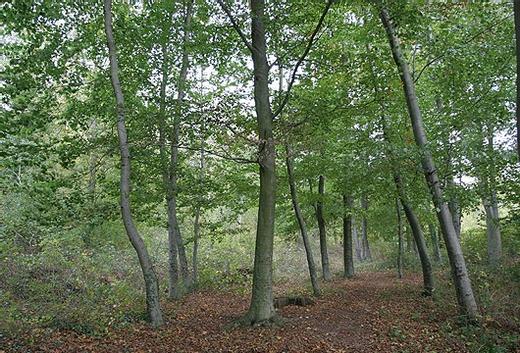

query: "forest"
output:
1 0 520 352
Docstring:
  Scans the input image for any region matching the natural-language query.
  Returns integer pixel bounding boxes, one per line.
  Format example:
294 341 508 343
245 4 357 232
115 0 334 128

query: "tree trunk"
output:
361 194 372 261
436 98 462 240
156 2 180 300
285 144 321 297
103 0 163 328
482 130 502 266
192 123 205 287
343 195 354 278
429 223 442 264
380 7 478 320
447 177 462 239
396 199 404 279
168 0 195 293
352 217 362 261
515 0 520 160
483 190 502 266
245 0 277 324
192 207 200 286
316 175 331 280
394 174 434 295
406 216 433 292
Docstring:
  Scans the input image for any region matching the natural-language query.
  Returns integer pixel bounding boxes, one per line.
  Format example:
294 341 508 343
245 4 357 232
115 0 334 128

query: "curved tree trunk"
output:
343 195 354 278
395 174 434 295
285 145 321 297
316 175 331 280
372 46 433 294
380 6 478 320
103 0 163 327
395 177 434 296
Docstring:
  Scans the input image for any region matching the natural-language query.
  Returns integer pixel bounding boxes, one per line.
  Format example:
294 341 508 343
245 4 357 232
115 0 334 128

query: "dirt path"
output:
5 272 469 353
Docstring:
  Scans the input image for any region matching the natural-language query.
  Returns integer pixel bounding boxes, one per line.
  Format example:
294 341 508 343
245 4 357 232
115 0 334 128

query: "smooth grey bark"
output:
483 191 502 266
361 195 372 261
168 0 195 293
285 145 321 297
343 195 354 278
380 7 478 320
515 0 520 160
245 0 277 324
483 192 502 267
103 0 163 327
429 223 442 264
396 199 404 279
394 174 434 295
316 175 332 280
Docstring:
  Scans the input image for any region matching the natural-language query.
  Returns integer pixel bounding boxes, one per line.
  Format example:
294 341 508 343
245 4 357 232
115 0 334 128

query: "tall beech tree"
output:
285 144 321 296
369 43 434 295
395 174 434 295
343 195 355 278
170 0 195 293
316 175 332 280
103 0 163 327
379 5 478 320
217 0 332 324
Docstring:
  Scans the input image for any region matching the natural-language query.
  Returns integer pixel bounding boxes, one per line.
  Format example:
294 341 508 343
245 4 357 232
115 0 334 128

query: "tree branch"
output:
271 0 334 120
216 0 253 54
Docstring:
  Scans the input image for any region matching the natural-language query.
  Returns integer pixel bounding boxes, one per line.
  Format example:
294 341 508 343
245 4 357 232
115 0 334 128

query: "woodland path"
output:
6 272 469 353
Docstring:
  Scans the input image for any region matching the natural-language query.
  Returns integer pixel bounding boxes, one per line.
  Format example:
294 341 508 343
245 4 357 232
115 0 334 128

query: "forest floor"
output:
3 272 504 353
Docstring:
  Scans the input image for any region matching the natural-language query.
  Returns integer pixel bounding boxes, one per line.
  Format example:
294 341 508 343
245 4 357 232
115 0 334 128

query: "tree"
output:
285 144 321 296
379 5 478 320
216 0 332 324
103 0 163 327
343 195 355 278
316 175 332 280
